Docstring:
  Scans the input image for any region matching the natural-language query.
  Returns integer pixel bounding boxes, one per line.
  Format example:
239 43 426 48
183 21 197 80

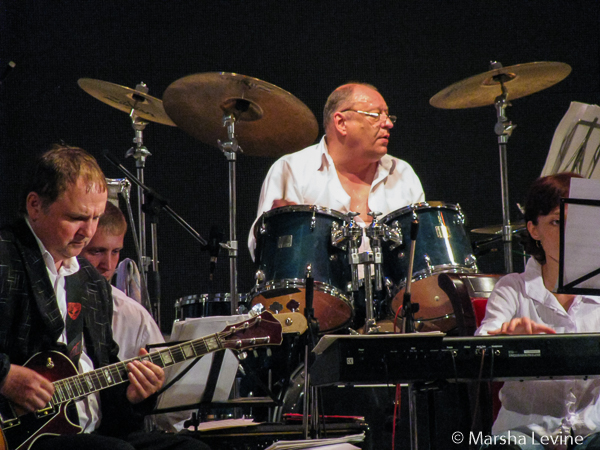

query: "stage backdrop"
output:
1 0 598 331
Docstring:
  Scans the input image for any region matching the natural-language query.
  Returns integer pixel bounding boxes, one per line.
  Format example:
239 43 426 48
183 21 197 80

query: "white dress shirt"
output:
111 285 164 361
248 136 425 259
476 257 600 441
27 220 101 432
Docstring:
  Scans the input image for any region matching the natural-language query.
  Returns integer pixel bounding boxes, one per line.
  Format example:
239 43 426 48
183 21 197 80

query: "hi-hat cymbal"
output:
78 78 176 126
471 221 526 235
430 62 572 109
162 72 319 157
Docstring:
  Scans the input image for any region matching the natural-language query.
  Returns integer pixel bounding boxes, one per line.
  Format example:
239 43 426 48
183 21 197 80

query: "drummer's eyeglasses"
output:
340 109 397 124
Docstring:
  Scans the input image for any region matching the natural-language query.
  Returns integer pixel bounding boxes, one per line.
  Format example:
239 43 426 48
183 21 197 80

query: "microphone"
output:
207 225 224 281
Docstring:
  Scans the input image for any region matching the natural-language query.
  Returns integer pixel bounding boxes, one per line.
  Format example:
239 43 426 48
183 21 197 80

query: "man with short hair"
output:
248 82 424 256
82 201 164 361
0 145 209 450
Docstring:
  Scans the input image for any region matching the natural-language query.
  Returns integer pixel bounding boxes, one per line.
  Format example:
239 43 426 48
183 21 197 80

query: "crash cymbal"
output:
78 78 176 126
471 221 526 235
162 72 319 157
430 62 571 109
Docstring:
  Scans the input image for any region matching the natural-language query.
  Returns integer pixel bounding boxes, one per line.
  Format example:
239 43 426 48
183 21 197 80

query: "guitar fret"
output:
181 343 195 360
83 373 94 392
159 349 174 366
71 377 84 398
64 379 75 399
173 346 187 361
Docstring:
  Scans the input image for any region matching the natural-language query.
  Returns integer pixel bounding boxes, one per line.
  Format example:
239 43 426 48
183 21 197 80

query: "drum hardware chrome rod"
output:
302 265 321 439
217 113 243 316
401 219 420 334
491 61 517 274
108 178 152 313
124 82 153 276
103 151 209 324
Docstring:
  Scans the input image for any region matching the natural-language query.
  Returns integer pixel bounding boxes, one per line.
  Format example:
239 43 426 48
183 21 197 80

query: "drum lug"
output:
255 270 265 283
423 254 433 273
310 208 316 231
464 253 477 267
456 203 465 224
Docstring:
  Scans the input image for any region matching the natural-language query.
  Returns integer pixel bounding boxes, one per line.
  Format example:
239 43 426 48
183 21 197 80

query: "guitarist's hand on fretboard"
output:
0 364 54 413
125 348 165 404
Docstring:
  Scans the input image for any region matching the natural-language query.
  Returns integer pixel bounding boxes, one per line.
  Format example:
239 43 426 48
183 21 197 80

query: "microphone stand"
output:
302 264 320 439
401 218 421 450
104 151 208 324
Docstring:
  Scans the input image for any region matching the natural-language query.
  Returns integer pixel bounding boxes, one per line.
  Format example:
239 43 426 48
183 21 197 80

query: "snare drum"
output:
175 293 249 319
251 205 353 332
381 202 477 332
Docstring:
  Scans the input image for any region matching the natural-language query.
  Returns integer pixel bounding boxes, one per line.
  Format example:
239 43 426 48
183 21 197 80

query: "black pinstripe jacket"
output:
0 219 150 437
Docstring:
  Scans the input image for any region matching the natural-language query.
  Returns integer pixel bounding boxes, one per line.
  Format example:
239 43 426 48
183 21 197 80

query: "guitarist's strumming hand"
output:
0 364 54 412
125 348 165 404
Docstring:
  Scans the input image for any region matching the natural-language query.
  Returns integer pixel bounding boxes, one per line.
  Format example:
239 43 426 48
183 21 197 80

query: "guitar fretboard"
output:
50 333 223 406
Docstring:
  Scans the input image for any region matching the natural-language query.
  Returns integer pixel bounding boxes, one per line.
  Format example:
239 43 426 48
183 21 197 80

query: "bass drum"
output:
381 202 477 332
251 205 353 332
174 293 249 319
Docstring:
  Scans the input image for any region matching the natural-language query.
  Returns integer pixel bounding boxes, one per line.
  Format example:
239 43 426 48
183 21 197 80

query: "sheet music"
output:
541 101 600 180
563 178 600 290
153 315 249 431
264 433 364 450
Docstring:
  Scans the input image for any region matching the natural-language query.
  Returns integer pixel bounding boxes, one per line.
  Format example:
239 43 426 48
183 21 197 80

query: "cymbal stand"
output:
217 113 242 315
125 83 153 276
491 61 517 273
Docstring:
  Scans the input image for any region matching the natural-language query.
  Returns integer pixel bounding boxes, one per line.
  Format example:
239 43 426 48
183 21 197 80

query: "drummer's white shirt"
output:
476 257 600 441
248 136 425 260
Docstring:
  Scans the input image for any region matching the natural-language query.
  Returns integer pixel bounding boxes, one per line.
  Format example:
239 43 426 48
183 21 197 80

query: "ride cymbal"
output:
162 72 319 157
430 61 572 109
78 78 176 126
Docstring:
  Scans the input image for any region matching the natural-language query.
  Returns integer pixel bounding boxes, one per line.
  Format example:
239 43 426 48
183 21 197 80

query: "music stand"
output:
557 185 600 295
541 101 600 180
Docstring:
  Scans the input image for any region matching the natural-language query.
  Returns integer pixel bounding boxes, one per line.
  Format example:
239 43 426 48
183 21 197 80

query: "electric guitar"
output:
0 311 283 450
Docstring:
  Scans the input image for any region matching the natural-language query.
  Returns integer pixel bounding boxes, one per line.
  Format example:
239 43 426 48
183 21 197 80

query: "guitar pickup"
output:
0 401 20 429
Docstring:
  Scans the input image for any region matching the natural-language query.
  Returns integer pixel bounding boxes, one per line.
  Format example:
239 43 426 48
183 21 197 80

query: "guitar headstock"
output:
220 311 283 351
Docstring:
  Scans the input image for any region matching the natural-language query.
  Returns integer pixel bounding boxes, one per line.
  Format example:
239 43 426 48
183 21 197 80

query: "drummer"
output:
248 82 425 258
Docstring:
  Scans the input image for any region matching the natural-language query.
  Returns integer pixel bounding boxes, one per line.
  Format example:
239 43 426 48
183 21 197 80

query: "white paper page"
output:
563 178 600 290
542 101 600 180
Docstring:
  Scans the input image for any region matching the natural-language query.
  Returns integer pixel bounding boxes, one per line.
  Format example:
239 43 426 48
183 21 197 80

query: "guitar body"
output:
0 312 283 450
0 351 82 450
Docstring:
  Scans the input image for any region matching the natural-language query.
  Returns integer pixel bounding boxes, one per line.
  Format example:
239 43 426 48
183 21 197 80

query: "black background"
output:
1 0 599 331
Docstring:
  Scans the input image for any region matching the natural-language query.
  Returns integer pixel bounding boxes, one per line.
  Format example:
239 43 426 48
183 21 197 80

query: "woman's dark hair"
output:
523 172 583 263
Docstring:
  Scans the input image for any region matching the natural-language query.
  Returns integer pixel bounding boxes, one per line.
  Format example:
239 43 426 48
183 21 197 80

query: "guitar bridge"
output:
35 404 57 418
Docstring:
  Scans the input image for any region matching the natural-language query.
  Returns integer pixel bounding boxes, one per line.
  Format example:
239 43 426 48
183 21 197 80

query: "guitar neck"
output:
52 330 225 406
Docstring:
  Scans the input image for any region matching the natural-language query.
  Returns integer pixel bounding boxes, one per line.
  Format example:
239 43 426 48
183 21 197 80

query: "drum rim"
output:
392 265 478 291
250 278 353 304
380 201 461 222
254 205 349 236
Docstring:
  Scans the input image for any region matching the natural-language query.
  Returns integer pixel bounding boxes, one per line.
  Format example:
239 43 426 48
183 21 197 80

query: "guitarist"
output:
0 145 210 450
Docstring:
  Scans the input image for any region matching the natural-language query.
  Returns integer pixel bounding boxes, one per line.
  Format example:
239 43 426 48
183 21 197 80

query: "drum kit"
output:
77 60 572 338
77 61 572 445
